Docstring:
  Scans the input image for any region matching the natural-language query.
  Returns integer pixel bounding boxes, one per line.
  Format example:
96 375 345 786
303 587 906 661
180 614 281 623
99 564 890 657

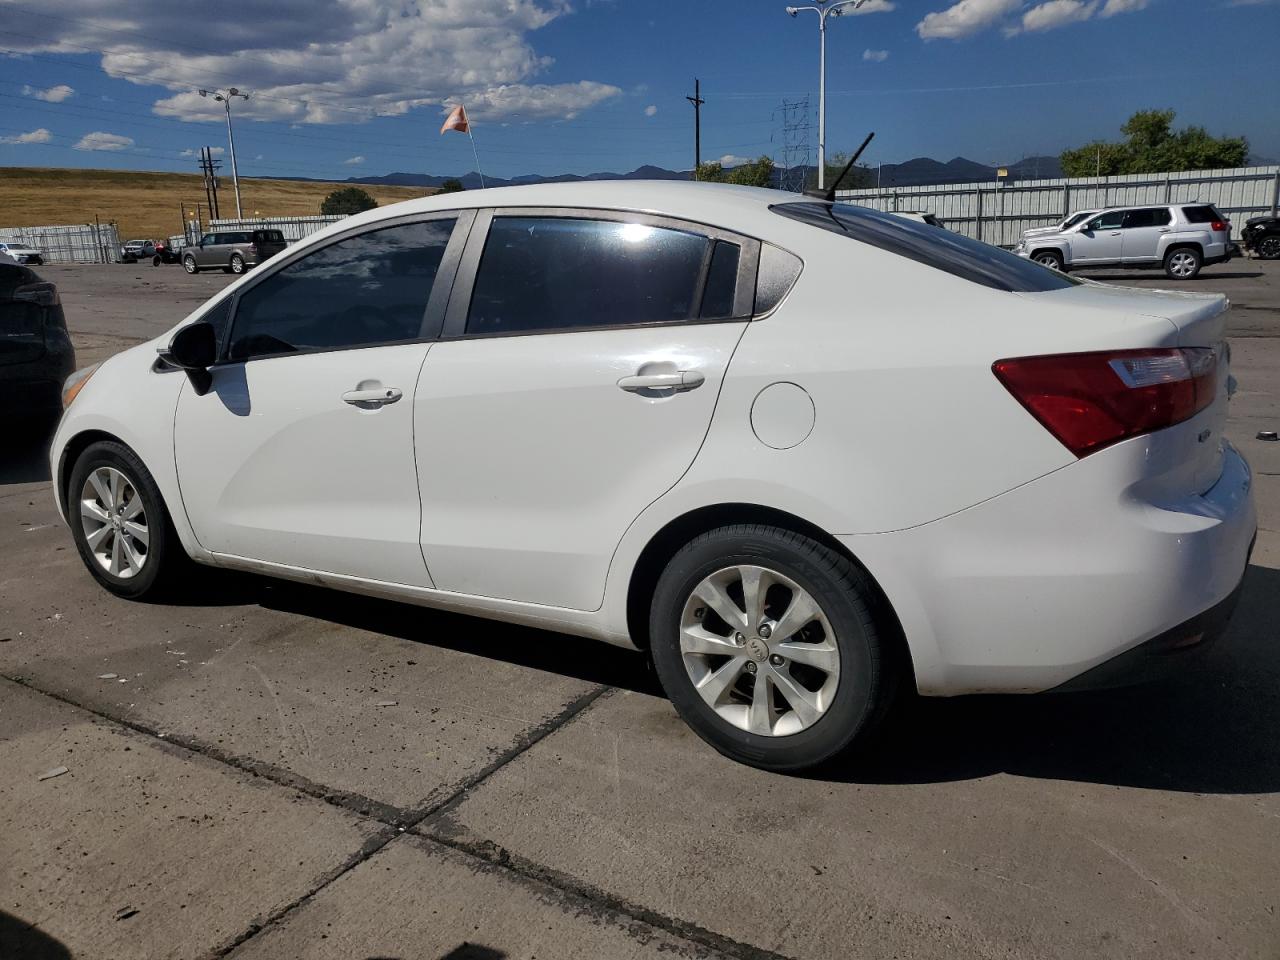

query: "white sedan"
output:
51 182 1257 770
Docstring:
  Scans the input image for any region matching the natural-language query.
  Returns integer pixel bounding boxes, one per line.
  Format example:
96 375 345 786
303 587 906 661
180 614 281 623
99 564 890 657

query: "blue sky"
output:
1 0 1277 181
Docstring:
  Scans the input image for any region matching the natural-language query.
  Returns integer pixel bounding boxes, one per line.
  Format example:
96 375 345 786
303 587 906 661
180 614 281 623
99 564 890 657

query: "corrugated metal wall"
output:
0 222 123 263
205 215 345 243
836 166 1280 247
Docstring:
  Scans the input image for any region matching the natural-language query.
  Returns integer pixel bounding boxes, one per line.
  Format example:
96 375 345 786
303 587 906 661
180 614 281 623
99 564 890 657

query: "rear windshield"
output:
253 230 284 242
772 201 1080 292
1182 205 1222 224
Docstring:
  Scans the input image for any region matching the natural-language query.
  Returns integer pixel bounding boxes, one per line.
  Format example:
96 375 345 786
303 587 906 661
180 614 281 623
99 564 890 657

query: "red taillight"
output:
250 243 259 254
993 348 1218 457
1211 220 1228 233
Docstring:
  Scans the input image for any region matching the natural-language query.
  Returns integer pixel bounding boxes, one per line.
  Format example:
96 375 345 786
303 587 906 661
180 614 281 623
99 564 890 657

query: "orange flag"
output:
440 104 469 135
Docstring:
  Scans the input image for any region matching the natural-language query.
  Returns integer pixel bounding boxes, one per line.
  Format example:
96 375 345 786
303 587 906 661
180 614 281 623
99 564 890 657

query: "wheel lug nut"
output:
758 623 772 639
744 661 757 674
769 654 785 666
734 633 746 646
693 607 706 620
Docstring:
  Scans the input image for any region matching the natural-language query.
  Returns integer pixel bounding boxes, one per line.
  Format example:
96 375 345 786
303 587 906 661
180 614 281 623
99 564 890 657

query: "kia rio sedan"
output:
50 182 1256 771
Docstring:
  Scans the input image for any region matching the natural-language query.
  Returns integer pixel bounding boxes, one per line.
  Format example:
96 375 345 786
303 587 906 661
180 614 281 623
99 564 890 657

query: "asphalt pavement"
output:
2 258 1278 959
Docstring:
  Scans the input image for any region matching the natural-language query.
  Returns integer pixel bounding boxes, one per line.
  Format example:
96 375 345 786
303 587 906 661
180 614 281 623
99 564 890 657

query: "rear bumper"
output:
842 438 1257 696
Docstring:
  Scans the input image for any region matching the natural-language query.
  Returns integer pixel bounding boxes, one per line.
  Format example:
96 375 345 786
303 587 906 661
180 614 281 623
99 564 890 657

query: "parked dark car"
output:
0 261 75 422
151 239 184 266
1242 215 1280 260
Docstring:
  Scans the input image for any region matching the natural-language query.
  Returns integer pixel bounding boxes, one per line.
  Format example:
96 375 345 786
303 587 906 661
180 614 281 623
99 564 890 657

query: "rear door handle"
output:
342 386 403 407
617 370 706 393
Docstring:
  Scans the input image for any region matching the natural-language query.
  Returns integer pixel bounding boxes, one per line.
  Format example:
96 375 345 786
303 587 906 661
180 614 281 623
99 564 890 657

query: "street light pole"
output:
199 87 250 218
786 0 865 191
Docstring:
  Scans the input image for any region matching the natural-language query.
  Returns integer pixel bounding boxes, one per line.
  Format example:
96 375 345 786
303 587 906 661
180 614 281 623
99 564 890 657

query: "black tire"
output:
29 256 42 265
1259 236 1280 261
649 524 898 771
152 254 163 267
67 440 191 600
183 255 199 274
1031 249 1064 272
229 254 245 274
1164 245 1202 280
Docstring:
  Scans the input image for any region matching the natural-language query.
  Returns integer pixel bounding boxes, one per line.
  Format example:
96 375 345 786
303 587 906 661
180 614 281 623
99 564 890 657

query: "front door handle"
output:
617 370 705 393
342 386 403 407
1109 231 1122 236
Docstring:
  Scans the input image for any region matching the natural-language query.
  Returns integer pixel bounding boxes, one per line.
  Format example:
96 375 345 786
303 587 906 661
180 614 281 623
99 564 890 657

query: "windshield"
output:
772 201 1080 293
1062 212 1094 229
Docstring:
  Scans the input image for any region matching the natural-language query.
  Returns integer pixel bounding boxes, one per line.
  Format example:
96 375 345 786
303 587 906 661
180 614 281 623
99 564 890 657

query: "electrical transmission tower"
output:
773 97 812 193
198 147 223 220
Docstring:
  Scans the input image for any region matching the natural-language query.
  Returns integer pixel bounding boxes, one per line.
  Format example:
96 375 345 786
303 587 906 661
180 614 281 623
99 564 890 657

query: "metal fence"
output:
836 165 1280 248
0 222 123 263
203 215 346 243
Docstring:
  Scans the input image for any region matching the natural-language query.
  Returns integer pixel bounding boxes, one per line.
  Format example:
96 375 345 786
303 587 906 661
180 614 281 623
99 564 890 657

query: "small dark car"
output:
1242 215 1280 260
1 262 75 422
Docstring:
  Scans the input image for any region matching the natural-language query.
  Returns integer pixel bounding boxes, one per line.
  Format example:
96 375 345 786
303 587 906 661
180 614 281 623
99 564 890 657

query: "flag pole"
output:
467 129 485 189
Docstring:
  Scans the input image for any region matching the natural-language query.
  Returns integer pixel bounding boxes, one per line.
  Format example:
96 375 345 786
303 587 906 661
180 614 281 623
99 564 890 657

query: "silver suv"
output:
1014 203 1238 280
182 229 287 275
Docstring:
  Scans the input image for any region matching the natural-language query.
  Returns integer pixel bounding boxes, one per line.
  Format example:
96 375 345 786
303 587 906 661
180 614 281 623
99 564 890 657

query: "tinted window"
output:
1182 205 1221 224
1123 208 1172 228
466 217 717 336
771 202 1079 293
228 218 455 360
200 234 215 245
700 240 741 319
1087 211 1125 230
253 229 284 243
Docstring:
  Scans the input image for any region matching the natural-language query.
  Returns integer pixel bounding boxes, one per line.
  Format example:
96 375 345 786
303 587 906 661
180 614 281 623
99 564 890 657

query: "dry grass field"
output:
0 167 430 242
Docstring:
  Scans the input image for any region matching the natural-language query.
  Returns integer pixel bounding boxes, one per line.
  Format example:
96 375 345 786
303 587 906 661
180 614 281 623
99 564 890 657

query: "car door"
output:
1121 207 1171 263
194 233 217 268
414 209 757 612
1072 210 1125 264
174 213 468 585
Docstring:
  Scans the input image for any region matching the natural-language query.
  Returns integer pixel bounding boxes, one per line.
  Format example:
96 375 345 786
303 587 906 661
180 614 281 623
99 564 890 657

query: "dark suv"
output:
182 229 288 275
0 261 75 423
1242 215 1280 260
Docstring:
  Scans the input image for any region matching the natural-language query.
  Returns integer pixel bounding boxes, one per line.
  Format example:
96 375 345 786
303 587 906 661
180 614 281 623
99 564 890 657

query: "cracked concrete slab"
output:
0 678 379 960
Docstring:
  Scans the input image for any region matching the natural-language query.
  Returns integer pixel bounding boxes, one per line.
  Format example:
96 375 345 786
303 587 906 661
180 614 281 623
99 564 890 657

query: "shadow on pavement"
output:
839 562 1280 795
0 910 72 959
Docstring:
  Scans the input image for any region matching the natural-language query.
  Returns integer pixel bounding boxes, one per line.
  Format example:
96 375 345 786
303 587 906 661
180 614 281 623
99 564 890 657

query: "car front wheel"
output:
68 441 188 600
183 255 199 274
1033 250 1064 271
1164 246 1202 280
649 524 896 771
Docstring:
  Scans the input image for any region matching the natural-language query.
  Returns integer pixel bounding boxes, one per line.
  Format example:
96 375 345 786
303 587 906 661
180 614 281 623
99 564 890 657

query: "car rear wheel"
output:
649 524 896 771
1259 236 1280 260
1032 250 1064 271
68 441 189 600
229 254 245 274
1164 246 1202 280
183 255 199 274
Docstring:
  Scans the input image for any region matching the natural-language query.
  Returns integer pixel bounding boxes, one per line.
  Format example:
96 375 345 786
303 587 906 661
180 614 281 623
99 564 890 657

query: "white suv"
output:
1015 203 1238 280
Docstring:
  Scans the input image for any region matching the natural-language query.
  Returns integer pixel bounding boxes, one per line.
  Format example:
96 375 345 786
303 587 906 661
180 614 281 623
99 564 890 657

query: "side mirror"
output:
161 321 217 395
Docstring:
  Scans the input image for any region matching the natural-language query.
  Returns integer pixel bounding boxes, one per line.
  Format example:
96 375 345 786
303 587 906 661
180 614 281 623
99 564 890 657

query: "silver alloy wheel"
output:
1168 250 1198 278
79 466 149 579
183 256 197 274
1034 253 1061 270
230 255 244 274
680 564 840 737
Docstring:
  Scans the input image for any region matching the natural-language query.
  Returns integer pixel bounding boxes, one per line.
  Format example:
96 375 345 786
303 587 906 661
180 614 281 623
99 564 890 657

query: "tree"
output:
320 186 378 215
1060 109 1248 177
694 155 774 188
437 178 465 194
803 152 875 192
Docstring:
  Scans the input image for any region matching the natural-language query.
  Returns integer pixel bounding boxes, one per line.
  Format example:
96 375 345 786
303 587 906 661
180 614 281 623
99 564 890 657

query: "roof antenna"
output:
805 130 875 203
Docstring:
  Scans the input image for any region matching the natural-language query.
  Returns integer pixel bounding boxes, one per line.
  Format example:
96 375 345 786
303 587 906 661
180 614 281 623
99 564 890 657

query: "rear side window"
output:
466 217 732 336
1182 205 1222 224
772 202 1079 292
1123 208 1172 228
228 218 456 360
253 229 284 243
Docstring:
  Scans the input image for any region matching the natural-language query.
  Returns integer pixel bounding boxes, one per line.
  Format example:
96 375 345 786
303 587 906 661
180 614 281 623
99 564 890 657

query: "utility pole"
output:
686 78 704 179
198 147 222 220
199 87 249 217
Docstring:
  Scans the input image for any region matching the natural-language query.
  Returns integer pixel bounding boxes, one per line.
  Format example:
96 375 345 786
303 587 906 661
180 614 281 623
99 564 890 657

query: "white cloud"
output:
917 0 1021 38
717 154 751 167
863 48 890 61
1099 0 1150 13
9 1 620 125
843 0 896 13
644 104 658 117
179 146 224 157
22 83 75 102
73 131 134 152
343 155 365 164
0 128 53 144
1013 0 1098 31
